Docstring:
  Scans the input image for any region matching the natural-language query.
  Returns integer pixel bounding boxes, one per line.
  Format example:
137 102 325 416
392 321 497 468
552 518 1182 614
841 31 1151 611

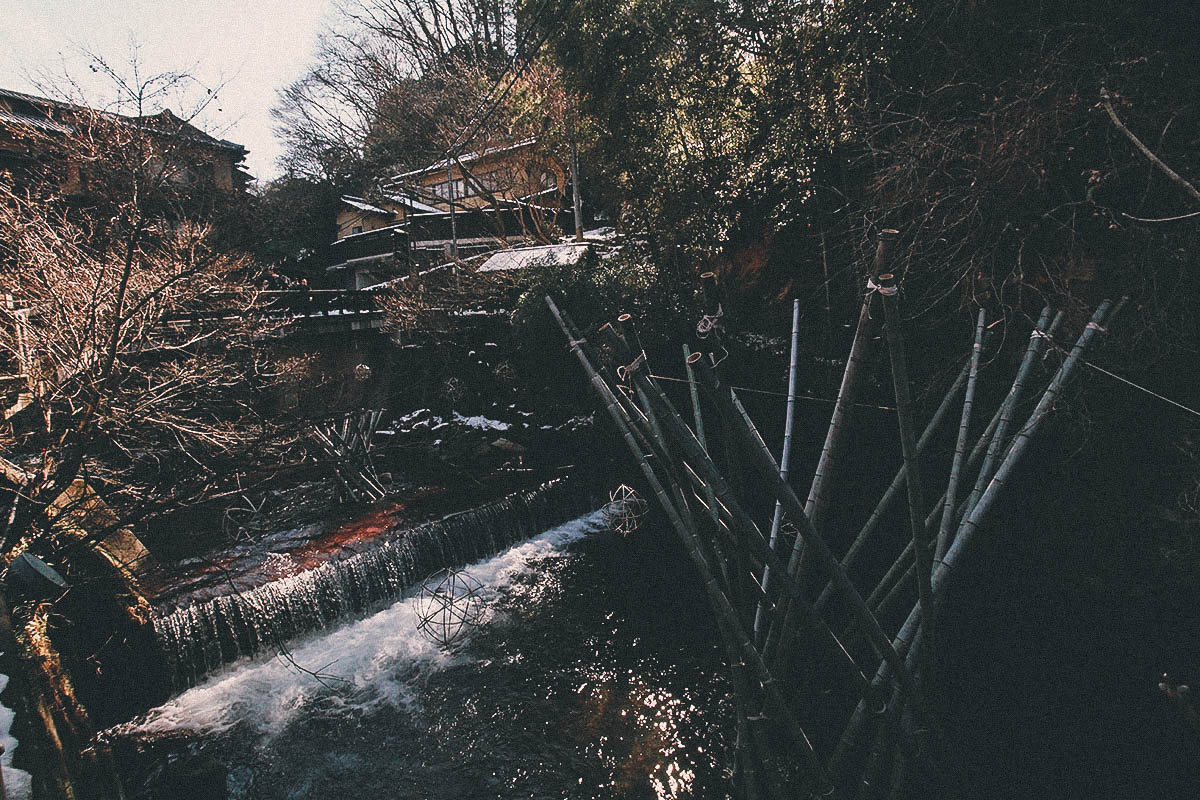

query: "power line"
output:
447 0 564 157
1036 328 1200 420
648 372 897 412
1081 360 1200 420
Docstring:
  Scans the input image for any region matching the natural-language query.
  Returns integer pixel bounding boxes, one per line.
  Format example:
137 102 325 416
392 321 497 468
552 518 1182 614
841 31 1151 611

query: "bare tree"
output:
0 57 282 558
272 0 572 186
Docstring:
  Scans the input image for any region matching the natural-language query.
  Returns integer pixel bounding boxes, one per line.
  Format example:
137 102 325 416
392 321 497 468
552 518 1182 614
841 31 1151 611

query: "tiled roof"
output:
0 87 245 154
0 107 74 135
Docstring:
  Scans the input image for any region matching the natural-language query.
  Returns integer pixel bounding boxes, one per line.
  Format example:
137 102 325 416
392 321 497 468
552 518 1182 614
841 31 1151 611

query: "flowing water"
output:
112 512 734 800
152 479 592 689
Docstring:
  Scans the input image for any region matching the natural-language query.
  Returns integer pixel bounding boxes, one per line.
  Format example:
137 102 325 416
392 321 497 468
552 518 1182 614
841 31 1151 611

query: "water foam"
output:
120 511 606 739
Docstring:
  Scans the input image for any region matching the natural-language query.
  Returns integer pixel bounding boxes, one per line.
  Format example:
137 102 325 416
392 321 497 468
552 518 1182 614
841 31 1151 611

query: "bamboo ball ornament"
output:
439 375 465 402
415 568 485 647
605 484 649 536
354 363 371 381
492 360 516 386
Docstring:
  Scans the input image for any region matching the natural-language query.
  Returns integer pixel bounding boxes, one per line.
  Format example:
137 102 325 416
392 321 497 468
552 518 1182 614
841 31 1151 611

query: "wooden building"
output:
385 139 566 212
0 87 251 197
327 141 573 289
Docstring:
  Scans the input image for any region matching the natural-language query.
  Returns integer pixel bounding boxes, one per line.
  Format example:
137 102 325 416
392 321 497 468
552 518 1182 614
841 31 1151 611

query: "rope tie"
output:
616 351 647 383
1085 321 1107 333
696 307 724 338
866 276 899 296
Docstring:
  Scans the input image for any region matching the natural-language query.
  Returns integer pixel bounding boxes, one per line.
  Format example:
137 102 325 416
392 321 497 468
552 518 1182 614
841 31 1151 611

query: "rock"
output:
490 438 527 453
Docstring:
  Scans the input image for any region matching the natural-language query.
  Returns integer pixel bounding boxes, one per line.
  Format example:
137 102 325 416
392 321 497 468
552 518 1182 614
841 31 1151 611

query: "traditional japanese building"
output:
0 86 251 197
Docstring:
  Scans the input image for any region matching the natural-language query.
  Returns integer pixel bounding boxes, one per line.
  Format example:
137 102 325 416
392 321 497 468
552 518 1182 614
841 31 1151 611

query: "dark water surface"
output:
115 513 735 800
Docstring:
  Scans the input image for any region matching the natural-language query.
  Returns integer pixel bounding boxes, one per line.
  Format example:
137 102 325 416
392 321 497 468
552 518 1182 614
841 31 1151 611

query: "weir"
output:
153 478 593 689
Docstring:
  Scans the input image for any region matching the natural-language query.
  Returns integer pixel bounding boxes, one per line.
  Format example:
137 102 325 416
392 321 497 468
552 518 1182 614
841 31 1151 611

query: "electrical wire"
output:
648 372 897 411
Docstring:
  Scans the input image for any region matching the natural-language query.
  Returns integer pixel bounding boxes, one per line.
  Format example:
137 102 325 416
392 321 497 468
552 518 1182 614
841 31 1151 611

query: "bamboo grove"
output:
546 231 1126 799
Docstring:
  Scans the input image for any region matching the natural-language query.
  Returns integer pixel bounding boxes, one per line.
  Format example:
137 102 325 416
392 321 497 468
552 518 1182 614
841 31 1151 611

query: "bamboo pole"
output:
935 308 987 561
803 231 894 540
950 299 1123 559
805 355 970 623
755 299 803 644
683 344 720 528
855 682 906 800
686 356 918 699
544 297 837 796
961 308 1062 521
694 273 758 627
602 328 879 703
877 270 936 682
832 300 1122 779
772 231 894 663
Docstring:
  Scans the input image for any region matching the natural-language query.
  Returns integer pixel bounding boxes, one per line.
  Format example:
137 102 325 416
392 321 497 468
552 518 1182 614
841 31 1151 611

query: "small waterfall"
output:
153 479 593 690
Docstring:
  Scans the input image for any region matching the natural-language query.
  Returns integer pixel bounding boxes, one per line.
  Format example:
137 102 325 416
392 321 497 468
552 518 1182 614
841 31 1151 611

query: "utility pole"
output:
569 112 583 241
446 160 461 291
446 161 459 260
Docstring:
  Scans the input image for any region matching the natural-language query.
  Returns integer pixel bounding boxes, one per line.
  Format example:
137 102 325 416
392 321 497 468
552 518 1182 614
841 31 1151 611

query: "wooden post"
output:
570 112 584 242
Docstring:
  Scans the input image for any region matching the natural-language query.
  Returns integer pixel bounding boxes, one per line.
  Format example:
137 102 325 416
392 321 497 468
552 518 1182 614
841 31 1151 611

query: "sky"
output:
0 0 334 182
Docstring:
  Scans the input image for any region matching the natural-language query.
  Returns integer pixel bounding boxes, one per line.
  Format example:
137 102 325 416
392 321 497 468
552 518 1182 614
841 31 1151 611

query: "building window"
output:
431 177 466 201
352 225 363 234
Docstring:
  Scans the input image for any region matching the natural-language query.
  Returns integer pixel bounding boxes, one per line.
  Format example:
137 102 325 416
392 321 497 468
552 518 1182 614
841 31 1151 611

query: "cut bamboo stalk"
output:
602 328 878 702
961 308 1062 522
755 299 801 643
683 343 720 528
803 231 894 544
776 234 894 660
810 357 970 616
936 308 986 561
833 299 1123 778
687 356 917 699
545 297 838 796
855 683 906 800
950 299 1123 561
877 270 936 682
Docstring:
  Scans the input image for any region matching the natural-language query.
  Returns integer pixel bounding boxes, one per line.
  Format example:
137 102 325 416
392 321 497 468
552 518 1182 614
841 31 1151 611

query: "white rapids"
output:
0 671 32 800
118 511 606 739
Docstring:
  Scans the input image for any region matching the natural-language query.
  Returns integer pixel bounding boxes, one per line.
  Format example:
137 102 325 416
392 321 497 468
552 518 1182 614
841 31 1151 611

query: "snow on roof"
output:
388 139 537 183
476 243 591 273
0 107 74 135
340 195 394 216
384 193 441 213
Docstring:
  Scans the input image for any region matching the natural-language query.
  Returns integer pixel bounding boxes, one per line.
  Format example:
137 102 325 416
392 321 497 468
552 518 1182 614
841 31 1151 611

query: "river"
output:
111 512 734 799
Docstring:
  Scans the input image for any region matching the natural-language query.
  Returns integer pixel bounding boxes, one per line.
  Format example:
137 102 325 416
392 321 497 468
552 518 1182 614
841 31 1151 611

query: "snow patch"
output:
451 412 510 432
